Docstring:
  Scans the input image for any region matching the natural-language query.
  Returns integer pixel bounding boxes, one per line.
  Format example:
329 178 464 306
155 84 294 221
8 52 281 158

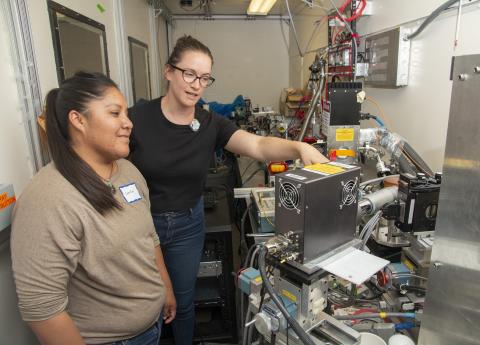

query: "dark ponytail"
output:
45 71 121 215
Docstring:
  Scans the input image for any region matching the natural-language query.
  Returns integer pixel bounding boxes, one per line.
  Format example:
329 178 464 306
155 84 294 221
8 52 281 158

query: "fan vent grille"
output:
341 179 358 207
279 182 300 211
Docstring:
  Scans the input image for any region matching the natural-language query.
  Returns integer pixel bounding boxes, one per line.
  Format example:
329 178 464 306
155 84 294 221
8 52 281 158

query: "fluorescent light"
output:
247 0 277 15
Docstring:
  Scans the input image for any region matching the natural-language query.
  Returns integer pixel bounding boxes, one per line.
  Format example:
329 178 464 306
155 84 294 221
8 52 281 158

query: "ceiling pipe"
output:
171 14 289 20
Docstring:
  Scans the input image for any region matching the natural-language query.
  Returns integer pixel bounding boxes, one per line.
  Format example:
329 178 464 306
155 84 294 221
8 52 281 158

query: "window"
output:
48 1 109 83
128 37 151 104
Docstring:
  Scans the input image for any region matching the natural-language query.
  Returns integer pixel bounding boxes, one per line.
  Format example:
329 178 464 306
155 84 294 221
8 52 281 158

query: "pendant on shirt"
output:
105 180 116 194
190 118 200 132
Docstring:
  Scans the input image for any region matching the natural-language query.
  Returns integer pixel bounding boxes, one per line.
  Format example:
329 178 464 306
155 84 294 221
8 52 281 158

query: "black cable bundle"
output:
258 246 316 345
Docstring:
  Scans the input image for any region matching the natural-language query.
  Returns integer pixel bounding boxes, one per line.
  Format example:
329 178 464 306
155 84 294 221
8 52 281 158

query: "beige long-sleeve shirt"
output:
11 159 165 344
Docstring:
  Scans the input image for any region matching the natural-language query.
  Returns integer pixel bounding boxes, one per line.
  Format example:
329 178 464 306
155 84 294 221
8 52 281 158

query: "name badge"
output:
119 183 142 203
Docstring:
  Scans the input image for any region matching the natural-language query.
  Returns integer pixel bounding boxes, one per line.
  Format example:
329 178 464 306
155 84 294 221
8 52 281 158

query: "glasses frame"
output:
168 64 215 87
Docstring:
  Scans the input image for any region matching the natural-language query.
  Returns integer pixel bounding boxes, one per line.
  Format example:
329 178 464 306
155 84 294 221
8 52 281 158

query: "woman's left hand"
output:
298 142 329 165
162 288 177 324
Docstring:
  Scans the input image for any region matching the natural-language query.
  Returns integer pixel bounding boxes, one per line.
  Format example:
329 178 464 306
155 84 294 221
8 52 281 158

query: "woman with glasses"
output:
128 35 328 345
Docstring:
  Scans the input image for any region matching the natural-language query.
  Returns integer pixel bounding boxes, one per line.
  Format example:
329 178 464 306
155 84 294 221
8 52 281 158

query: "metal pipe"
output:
242 305 252 345
363 186 398 211
360 175 399 187
171 14 289 20
204 0 212 18
297 57 326 142
402 142 434 177
406 0 460 40
387 219 395 242
360 128 433 176
258 246 316 345
284 0 303 57
335 312 416 320
357 186 398 219
246 233 274 237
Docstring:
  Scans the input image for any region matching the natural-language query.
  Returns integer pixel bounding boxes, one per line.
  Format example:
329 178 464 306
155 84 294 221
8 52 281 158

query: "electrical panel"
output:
275 163 360 264
364 27 411 88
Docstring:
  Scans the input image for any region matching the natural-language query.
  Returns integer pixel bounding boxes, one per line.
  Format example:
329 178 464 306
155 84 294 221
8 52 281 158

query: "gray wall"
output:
124 0 161 101
288 8 328 90
157 15 169 96
171 19 290 110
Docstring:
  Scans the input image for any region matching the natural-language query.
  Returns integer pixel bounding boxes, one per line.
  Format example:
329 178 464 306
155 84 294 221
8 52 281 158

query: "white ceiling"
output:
161 0 331 17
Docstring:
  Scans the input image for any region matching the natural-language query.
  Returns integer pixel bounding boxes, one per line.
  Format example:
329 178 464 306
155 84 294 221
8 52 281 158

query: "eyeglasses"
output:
169 64 215 87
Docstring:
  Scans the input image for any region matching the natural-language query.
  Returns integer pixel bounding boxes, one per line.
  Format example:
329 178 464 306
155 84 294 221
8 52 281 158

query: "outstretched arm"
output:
225 129 328 165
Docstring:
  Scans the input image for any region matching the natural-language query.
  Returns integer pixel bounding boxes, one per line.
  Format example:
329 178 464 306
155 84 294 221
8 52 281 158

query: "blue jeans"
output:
153 198 205 345
102 321 160 345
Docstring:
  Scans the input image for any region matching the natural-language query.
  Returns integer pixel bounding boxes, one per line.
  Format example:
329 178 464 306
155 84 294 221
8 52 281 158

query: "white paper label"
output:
119 183 142 203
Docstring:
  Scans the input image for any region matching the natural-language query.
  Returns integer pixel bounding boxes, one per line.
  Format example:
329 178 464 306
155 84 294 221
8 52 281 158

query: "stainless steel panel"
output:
418 54 480 345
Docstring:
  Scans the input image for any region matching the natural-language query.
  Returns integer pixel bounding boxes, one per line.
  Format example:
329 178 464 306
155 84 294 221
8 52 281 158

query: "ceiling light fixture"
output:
247 0 278 15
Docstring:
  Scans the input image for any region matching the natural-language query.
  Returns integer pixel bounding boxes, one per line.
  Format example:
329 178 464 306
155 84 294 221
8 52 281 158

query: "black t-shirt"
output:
129 97 239 213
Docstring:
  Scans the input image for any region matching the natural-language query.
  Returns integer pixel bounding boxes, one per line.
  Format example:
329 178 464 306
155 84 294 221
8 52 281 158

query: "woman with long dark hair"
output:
128 35 329 345
11 71 175 345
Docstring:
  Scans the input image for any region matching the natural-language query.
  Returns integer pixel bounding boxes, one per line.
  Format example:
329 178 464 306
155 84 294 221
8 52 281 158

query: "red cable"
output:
236 268 247 283
338 0 352 13
351 308 379 325
345 0 366 22
353 308 378 315
331 0 366 47
335 0 366 23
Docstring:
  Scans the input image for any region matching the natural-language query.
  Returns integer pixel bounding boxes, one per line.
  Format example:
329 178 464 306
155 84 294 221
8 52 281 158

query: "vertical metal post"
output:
2 0 47 171
113 0 132 105
298 57 326 142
